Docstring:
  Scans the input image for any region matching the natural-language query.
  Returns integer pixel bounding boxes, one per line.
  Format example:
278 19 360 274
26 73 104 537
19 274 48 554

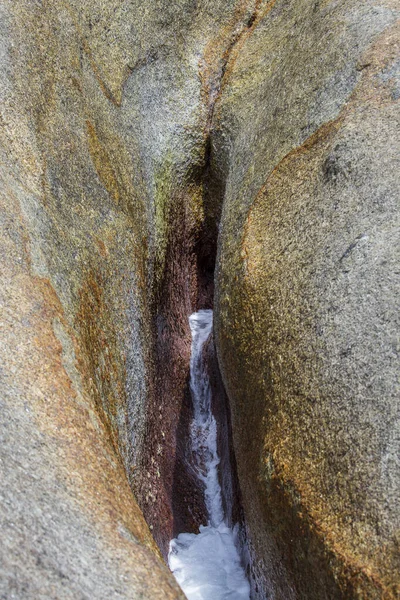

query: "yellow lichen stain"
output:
96 237 108 258
76 268 125 458
234 24 400 597
86 120 120 205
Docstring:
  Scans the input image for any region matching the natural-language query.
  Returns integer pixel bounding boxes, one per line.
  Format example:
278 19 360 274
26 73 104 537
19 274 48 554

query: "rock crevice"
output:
0 0 399 598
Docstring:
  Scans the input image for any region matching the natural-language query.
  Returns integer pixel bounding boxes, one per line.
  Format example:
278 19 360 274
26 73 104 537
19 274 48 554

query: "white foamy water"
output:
168 310 250 600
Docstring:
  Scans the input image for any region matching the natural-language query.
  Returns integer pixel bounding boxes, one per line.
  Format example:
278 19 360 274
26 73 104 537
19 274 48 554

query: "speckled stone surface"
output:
0 0 237 594
0 0 258 593
1 0 399 597
213 0 400 597
0 0 192 594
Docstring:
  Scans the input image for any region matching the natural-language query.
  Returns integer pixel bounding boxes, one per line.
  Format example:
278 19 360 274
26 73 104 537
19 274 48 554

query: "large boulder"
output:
1 0 399 596
0 0 248 592
214 0 400 598
0 188 183 598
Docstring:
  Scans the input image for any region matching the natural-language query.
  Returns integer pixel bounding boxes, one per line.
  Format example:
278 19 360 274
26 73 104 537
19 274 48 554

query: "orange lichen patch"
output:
95 237 108 258
262 452 399 598
242 169 398 594
75 267 125 456
265 434 399 594
0 178 183 599
16 278 165 568
1 207 150 557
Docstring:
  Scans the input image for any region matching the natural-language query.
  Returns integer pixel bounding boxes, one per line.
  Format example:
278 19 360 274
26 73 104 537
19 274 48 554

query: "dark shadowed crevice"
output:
130 1 264 565
194 135 227 311
169 218 250 571
135 145 249 566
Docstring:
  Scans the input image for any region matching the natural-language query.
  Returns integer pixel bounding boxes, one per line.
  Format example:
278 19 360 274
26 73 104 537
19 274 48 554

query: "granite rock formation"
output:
1 0 399 598
213 1 400 597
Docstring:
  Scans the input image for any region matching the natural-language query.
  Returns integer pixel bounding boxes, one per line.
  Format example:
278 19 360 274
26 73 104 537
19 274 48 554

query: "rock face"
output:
213 0 400 598
0 0 260 592
1 0 399 598
0 226 183 598
0 0 197 594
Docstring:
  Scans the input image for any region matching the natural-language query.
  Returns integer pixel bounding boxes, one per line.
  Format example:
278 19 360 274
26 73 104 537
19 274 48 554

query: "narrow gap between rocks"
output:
131 6 266 593
134 152 252 598
142 145 252 597
168 310 250 599
164 192 251 595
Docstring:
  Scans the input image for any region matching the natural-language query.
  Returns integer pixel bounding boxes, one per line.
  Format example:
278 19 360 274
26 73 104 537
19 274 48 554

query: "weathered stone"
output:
1 0 399 597
0 0 260 591
0 155 183 598
214 0 400 597
0 0 241 593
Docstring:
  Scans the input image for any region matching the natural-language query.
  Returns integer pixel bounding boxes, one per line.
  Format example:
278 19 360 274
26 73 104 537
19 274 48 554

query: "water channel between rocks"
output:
168 310 250 600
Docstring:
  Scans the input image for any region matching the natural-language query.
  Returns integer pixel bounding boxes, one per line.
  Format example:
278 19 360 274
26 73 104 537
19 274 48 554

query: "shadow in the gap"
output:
205 334 245 529
171 372 207 539
170 330 248 549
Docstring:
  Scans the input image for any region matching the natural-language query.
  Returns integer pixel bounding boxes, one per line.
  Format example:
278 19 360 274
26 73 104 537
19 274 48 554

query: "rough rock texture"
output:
0 0 191 594
0 209 183 599
0 0 247 593
1 0 399 597
1 0 262 592
213 0 400 598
